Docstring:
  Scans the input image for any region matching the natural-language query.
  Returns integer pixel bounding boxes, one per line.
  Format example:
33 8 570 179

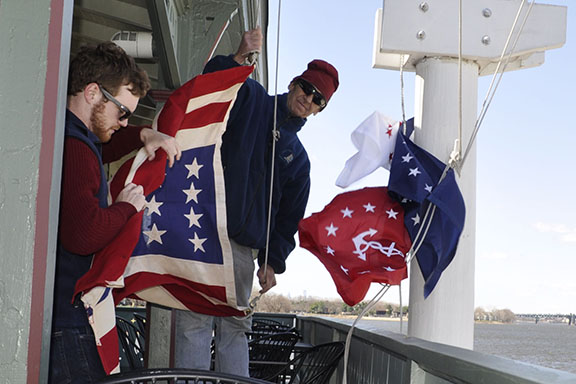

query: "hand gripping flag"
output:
335 112 414 188
388 132 466 298
298 187 412 306
74 65 254 375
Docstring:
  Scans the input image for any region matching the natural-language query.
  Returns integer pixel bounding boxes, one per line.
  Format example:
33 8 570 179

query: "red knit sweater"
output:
58 126 145 255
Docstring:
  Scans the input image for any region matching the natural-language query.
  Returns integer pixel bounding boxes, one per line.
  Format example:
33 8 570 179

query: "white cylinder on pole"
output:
407 57 478 349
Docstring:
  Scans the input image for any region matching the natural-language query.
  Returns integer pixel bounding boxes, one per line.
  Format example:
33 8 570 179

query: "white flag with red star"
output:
336 111 409 188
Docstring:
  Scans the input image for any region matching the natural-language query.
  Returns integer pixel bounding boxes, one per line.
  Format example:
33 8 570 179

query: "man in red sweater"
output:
49 42 180 383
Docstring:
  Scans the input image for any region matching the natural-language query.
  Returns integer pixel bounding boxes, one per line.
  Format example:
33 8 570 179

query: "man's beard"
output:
90 101 118 143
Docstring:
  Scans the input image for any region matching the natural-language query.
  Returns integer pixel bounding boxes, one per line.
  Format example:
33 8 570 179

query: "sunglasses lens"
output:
99 85 133 121
119 110 132 121
298 81 326 108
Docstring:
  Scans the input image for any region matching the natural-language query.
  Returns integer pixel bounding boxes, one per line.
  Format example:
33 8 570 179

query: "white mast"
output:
373 0 566 349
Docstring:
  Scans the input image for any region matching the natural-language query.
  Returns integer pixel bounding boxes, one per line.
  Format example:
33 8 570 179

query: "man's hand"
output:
140 128 182 168
257 264 277 294
116 183 146 211
233 28 263 65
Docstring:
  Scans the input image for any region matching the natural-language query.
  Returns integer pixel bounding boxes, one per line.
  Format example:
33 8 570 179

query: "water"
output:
474 322 576 374
337 318 576 374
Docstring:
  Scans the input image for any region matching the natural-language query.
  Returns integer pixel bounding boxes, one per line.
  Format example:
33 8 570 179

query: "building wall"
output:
0 0 72 382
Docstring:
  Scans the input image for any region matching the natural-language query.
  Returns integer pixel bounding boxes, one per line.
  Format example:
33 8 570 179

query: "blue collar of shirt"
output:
65 109 102 146
276 93 306 133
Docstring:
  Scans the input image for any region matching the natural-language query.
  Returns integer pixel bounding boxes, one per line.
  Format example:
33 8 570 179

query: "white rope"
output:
398 282 403 334
399 54 407 129
406 0 535 268
460 0 535 168
458 0 463 151
245 0 261 65
342 284 391 384
341 1 536 380
341 193 442 383
248 0 282 313
399 0 535 286
451 0 463 169
340 190 444 382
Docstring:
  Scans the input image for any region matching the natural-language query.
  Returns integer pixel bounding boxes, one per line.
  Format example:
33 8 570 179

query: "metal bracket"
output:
373 0 567 75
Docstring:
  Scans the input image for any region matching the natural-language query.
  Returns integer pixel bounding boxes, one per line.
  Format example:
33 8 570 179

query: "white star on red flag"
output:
299 186 412 306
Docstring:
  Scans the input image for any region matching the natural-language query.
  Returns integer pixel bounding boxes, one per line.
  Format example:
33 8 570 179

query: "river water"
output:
340 318 576 374
474 322 576 374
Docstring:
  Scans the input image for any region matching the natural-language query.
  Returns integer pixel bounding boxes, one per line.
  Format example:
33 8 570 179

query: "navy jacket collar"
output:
276 94 306 133
65 109 101 145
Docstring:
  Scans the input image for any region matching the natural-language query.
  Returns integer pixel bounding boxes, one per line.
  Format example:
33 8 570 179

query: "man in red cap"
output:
174 28 339 377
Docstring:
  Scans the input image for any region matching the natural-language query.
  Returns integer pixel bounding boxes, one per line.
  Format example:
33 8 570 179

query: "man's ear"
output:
84 83 100 105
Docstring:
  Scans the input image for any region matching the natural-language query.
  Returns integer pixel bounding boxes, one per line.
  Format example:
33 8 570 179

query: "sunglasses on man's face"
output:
98 85 133 121
296 80 326 109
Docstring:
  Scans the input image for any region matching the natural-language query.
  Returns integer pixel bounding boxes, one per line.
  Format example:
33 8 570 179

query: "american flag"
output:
74 65 254 374
299 187 411 306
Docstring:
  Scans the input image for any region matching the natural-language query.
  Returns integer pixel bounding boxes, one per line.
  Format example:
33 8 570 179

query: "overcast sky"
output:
258 0 574 314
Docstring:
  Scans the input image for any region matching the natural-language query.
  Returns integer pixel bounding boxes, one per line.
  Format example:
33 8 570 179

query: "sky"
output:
258 0 574 315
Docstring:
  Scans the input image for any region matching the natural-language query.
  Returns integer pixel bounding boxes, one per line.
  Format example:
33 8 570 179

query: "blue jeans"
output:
174 240 255 377
49 326 106 383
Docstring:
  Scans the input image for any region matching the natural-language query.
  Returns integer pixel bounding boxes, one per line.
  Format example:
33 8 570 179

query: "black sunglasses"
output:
98 85 133 121
296 79 326 109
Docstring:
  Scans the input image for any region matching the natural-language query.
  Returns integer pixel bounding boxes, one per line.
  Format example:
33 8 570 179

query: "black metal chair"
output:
133 313 147 336
251 319 298 338
280 341 345 384
116 316 146 370
252 319 287 330
96 368 273 383
248 332 300 382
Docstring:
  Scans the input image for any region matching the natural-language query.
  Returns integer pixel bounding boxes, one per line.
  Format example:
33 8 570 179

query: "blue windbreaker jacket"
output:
204 55 311 274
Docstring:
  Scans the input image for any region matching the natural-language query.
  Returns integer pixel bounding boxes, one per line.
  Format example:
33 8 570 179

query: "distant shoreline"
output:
307 314 542 325
309 313 408 322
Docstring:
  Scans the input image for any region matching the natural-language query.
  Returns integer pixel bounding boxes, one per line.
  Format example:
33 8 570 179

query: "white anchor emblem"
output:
352 228 406 261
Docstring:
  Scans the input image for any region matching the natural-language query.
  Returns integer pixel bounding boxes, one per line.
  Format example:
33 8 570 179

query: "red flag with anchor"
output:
298 187 411 306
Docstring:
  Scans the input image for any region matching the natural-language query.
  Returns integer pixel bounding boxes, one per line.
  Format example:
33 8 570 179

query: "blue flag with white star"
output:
132 144 223 264
388 132 465 298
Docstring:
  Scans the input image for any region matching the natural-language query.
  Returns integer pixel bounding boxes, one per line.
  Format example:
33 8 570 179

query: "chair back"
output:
116 316 145 370
287 341 345 384
133 313 147 335
96 368 273 383
251 318 297 336
248 331 299 381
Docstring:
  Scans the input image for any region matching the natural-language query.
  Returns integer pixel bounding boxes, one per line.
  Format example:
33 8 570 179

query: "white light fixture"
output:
111 31 155 59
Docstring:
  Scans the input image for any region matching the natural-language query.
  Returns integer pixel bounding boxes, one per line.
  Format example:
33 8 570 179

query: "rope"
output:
245 0 261 65
451 0 463 169
399 282 403 334
400 54 407 129
460 0 535 168
341 193 442 383
342 1 536 380
407 0 536 263
342 284 391 384
247 0 282 314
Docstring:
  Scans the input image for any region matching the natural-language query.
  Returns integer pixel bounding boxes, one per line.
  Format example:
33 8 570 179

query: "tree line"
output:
255 293 516 323
253 292 408 317
474 307 516 323
120 295 516 323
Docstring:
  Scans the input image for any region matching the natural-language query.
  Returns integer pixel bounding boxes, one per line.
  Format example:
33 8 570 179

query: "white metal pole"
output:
407 57 478 349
